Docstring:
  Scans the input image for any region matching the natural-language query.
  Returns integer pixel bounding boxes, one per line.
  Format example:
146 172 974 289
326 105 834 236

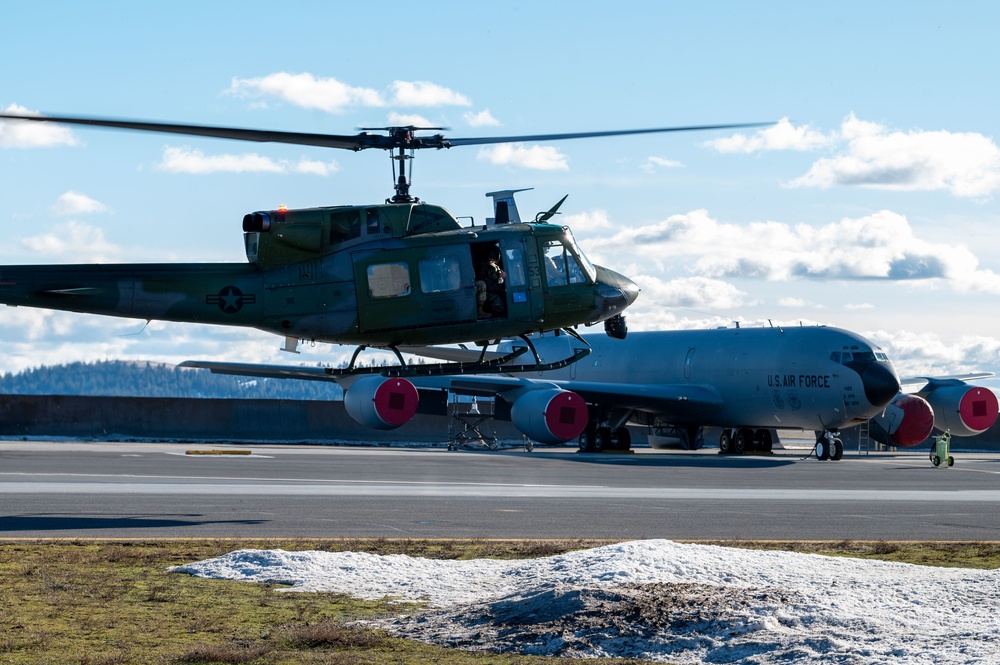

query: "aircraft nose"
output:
862 362 900 407
594 266 640 316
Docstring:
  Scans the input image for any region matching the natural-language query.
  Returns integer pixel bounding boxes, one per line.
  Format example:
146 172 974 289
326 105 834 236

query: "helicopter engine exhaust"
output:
510 389 588 444
344 375 420 430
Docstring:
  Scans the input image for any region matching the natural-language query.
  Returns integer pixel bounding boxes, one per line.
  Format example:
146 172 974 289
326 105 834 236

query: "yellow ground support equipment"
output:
930 430 955 468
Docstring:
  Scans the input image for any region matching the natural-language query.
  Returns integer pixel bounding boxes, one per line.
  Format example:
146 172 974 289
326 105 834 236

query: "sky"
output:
173 540 1000 663
2 1 1000 388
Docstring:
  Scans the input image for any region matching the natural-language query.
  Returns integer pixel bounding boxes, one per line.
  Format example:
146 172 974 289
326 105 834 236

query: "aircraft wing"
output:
179 360 338 383
180 359 724 419
412 375 724 419
900 373 994 391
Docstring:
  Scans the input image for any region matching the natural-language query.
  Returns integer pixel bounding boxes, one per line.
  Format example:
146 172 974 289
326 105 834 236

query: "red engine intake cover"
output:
957 387 999 434
890 394 935 447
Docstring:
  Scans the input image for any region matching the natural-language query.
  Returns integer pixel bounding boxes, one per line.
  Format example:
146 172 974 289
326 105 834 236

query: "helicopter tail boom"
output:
0 263 264 326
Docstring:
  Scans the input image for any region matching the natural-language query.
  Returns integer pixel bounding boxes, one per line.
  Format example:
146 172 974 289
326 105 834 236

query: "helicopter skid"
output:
326 346 591 378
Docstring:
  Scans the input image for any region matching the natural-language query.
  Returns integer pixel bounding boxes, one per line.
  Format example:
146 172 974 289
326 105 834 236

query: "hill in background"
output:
0 360 342 400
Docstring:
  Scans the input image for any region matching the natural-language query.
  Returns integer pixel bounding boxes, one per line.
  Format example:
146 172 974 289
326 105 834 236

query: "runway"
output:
2 440 1000 540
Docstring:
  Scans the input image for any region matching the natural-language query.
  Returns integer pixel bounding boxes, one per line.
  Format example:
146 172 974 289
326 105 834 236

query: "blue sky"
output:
2 1 1000 386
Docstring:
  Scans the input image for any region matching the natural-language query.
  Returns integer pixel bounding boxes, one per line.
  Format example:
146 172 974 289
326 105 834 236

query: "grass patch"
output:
0 539 996 664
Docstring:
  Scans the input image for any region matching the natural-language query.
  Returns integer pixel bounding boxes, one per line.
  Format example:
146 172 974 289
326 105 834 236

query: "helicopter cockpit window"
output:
563 231 597 283
367 262 411 299
543 239 591 287
330 209 362 244
419 256 462 293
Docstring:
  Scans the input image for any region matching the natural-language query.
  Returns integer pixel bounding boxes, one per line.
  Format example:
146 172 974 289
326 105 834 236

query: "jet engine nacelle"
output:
344 376 420 430
510 389 589 444
923 385 999 437
870 393 935 447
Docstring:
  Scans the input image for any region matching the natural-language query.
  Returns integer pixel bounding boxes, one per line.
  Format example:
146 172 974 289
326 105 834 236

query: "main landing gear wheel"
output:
814 433 844 461
719 430 732 454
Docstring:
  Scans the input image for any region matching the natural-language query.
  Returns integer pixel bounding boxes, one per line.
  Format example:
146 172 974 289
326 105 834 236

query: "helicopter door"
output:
499 240 533 323
354 248 476 334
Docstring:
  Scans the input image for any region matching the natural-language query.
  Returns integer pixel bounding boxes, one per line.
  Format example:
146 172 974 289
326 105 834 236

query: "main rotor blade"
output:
444 122 775 147
0 112 391 151
0 112 775 151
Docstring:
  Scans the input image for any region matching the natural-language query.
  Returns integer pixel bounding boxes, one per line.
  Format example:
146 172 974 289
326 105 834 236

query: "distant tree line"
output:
0 361 343 400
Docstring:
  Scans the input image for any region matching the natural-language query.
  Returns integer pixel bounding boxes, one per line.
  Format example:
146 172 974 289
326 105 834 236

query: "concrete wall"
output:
0 394 526 443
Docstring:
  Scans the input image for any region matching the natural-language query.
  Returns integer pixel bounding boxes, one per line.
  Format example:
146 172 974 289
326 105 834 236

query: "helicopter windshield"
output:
543 231 597 287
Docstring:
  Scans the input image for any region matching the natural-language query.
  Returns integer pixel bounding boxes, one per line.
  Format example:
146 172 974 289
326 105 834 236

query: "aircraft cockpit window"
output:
834 349 885 365
563 231 597 283
543 239 594 287
330 210 362 243
503 248 527 287
543 241 568 287
419 256 462 293
367 262 411 299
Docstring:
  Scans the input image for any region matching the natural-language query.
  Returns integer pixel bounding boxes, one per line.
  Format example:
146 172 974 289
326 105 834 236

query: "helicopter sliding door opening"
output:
472 241 510 320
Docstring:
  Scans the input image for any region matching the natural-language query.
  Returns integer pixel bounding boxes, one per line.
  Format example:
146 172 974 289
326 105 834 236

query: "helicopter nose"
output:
861 362 901 408
594 266 640 316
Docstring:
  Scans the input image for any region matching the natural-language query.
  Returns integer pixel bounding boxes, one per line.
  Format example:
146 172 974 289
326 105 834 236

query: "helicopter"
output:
0 112 772 378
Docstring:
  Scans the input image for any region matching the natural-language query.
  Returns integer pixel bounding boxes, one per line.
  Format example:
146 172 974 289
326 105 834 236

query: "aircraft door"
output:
354 248 477 334
501 240 534 323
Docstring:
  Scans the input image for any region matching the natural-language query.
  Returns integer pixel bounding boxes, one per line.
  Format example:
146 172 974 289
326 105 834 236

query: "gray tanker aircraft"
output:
186 323 991 461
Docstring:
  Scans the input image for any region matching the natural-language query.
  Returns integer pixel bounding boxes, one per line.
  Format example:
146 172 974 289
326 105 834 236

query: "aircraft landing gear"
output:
578 423 631 452
718 428 774 455
813 431 844 461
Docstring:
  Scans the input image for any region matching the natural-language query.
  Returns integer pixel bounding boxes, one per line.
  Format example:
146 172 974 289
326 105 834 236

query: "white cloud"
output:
386 112 436 128
602 208 1000 294
52 191 109 216
559 210 614 233
866 329 1000 379
642 156 683 172
464 109 500 127
226 74 472 113
227 73 385 112
20 221 121 261
0 104 79 148
778 297 807 307
635 275 750 310
708 114 1000 197
477 144 569 171
388 81 471 107
705 117 835 153
790 115 1000 197
157 146 337 175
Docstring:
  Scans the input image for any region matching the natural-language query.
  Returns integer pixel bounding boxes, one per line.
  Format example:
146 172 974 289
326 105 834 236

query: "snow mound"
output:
172 539 1000 664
